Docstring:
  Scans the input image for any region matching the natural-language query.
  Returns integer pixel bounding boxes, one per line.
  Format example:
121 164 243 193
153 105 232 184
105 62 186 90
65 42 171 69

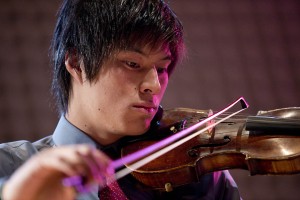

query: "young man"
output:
0 0 241 199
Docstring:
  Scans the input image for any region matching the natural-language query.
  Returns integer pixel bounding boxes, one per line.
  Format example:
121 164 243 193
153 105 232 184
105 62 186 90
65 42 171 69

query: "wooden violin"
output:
121 106 300 192
63 97 300 193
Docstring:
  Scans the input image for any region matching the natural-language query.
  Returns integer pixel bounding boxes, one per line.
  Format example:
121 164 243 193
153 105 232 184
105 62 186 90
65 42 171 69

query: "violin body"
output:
121 107 300 191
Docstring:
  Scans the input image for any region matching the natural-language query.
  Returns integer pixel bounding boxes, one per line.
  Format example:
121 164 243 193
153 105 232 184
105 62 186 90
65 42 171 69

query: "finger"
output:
59 145 112 186
90 148 114 176
90 148 115 186
75 146 105 185
76 145 115 186
35 145 94 178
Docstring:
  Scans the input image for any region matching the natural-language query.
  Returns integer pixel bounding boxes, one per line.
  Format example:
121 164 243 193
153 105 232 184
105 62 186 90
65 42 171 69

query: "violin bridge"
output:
206 109 215 135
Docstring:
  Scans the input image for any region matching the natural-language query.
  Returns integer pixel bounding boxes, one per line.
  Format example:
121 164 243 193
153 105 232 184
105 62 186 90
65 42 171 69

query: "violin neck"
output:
245 116 300 133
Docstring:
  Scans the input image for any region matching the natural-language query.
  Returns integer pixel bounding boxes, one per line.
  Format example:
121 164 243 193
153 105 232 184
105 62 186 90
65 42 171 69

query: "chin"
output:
120 116 152 136
126 123 150 136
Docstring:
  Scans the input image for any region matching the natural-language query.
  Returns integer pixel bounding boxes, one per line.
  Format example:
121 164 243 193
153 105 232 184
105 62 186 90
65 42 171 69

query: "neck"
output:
65 110 123 146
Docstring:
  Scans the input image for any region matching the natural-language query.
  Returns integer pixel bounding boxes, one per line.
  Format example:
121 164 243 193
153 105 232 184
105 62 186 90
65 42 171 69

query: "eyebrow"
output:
128 47 172 61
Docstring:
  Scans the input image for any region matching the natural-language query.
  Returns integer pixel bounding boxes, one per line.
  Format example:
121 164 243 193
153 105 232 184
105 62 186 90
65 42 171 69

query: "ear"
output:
65 51 83 84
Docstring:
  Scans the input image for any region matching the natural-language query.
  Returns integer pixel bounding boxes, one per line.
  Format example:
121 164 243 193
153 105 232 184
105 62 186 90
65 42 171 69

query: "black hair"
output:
50 0 184 114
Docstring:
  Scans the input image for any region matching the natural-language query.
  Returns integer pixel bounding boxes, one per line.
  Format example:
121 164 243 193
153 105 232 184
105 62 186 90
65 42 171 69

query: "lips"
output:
132 103 157 114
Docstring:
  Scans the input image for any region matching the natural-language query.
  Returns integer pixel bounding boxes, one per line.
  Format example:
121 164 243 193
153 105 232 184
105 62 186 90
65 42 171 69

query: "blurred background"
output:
0 0 299 199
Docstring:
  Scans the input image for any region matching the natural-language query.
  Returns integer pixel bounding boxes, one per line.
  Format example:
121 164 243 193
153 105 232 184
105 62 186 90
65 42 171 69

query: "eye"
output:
156 67 168 75
124 61 140 69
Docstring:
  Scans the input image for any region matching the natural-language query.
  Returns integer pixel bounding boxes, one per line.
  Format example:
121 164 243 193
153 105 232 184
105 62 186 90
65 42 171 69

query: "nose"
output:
140 67 161 95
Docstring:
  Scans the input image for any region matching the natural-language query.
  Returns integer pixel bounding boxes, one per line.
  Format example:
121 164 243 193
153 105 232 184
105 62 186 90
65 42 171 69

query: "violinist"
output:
0 0 242 199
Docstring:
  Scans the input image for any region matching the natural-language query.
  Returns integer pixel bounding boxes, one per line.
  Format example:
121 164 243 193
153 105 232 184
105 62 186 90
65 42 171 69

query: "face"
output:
68 45 172 145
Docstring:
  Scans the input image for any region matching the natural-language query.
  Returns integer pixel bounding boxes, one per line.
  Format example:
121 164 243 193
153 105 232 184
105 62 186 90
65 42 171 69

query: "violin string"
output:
219 113 300 124
218 112 248 119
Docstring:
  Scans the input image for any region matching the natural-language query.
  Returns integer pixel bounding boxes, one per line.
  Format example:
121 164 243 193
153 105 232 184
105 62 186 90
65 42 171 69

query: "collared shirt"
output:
0 116 242 200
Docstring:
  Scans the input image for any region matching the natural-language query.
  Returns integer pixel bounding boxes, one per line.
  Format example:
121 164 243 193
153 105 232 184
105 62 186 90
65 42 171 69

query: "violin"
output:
120 105 300 192
64 97 300 193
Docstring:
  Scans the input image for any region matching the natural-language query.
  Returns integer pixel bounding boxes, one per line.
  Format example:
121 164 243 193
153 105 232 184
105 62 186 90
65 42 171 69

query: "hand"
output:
2 144 113 200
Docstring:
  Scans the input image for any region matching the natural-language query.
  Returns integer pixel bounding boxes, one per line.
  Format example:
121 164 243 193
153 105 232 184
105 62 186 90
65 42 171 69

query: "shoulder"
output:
212 170 242 200
0 140 38 158
213 170 237 186
182 171 241 199
0 136 54 177
0 140 37 176
33 135 55 151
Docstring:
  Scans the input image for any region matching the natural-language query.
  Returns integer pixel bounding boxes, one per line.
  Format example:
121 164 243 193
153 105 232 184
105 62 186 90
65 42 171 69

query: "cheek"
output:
103 70 135 101
159 76 169 91
86 79 115 108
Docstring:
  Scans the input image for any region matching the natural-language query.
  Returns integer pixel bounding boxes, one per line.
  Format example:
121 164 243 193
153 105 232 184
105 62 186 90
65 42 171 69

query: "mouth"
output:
132 104 157 114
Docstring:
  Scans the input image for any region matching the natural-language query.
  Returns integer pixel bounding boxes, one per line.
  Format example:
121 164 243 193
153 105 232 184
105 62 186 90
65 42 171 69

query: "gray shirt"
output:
0 116 242 199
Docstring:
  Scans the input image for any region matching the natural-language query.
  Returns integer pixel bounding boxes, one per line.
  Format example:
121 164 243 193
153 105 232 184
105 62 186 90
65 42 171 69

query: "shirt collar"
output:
52 115 101 149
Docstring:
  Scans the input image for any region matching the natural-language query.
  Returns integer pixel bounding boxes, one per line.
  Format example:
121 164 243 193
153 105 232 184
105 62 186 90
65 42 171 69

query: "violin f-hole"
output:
187 136 231 158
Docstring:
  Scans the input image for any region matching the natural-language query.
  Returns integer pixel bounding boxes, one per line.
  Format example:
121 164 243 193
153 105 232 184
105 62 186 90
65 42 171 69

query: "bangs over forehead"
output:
107 1 183 75
115 1 183 53
77 0 184 76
